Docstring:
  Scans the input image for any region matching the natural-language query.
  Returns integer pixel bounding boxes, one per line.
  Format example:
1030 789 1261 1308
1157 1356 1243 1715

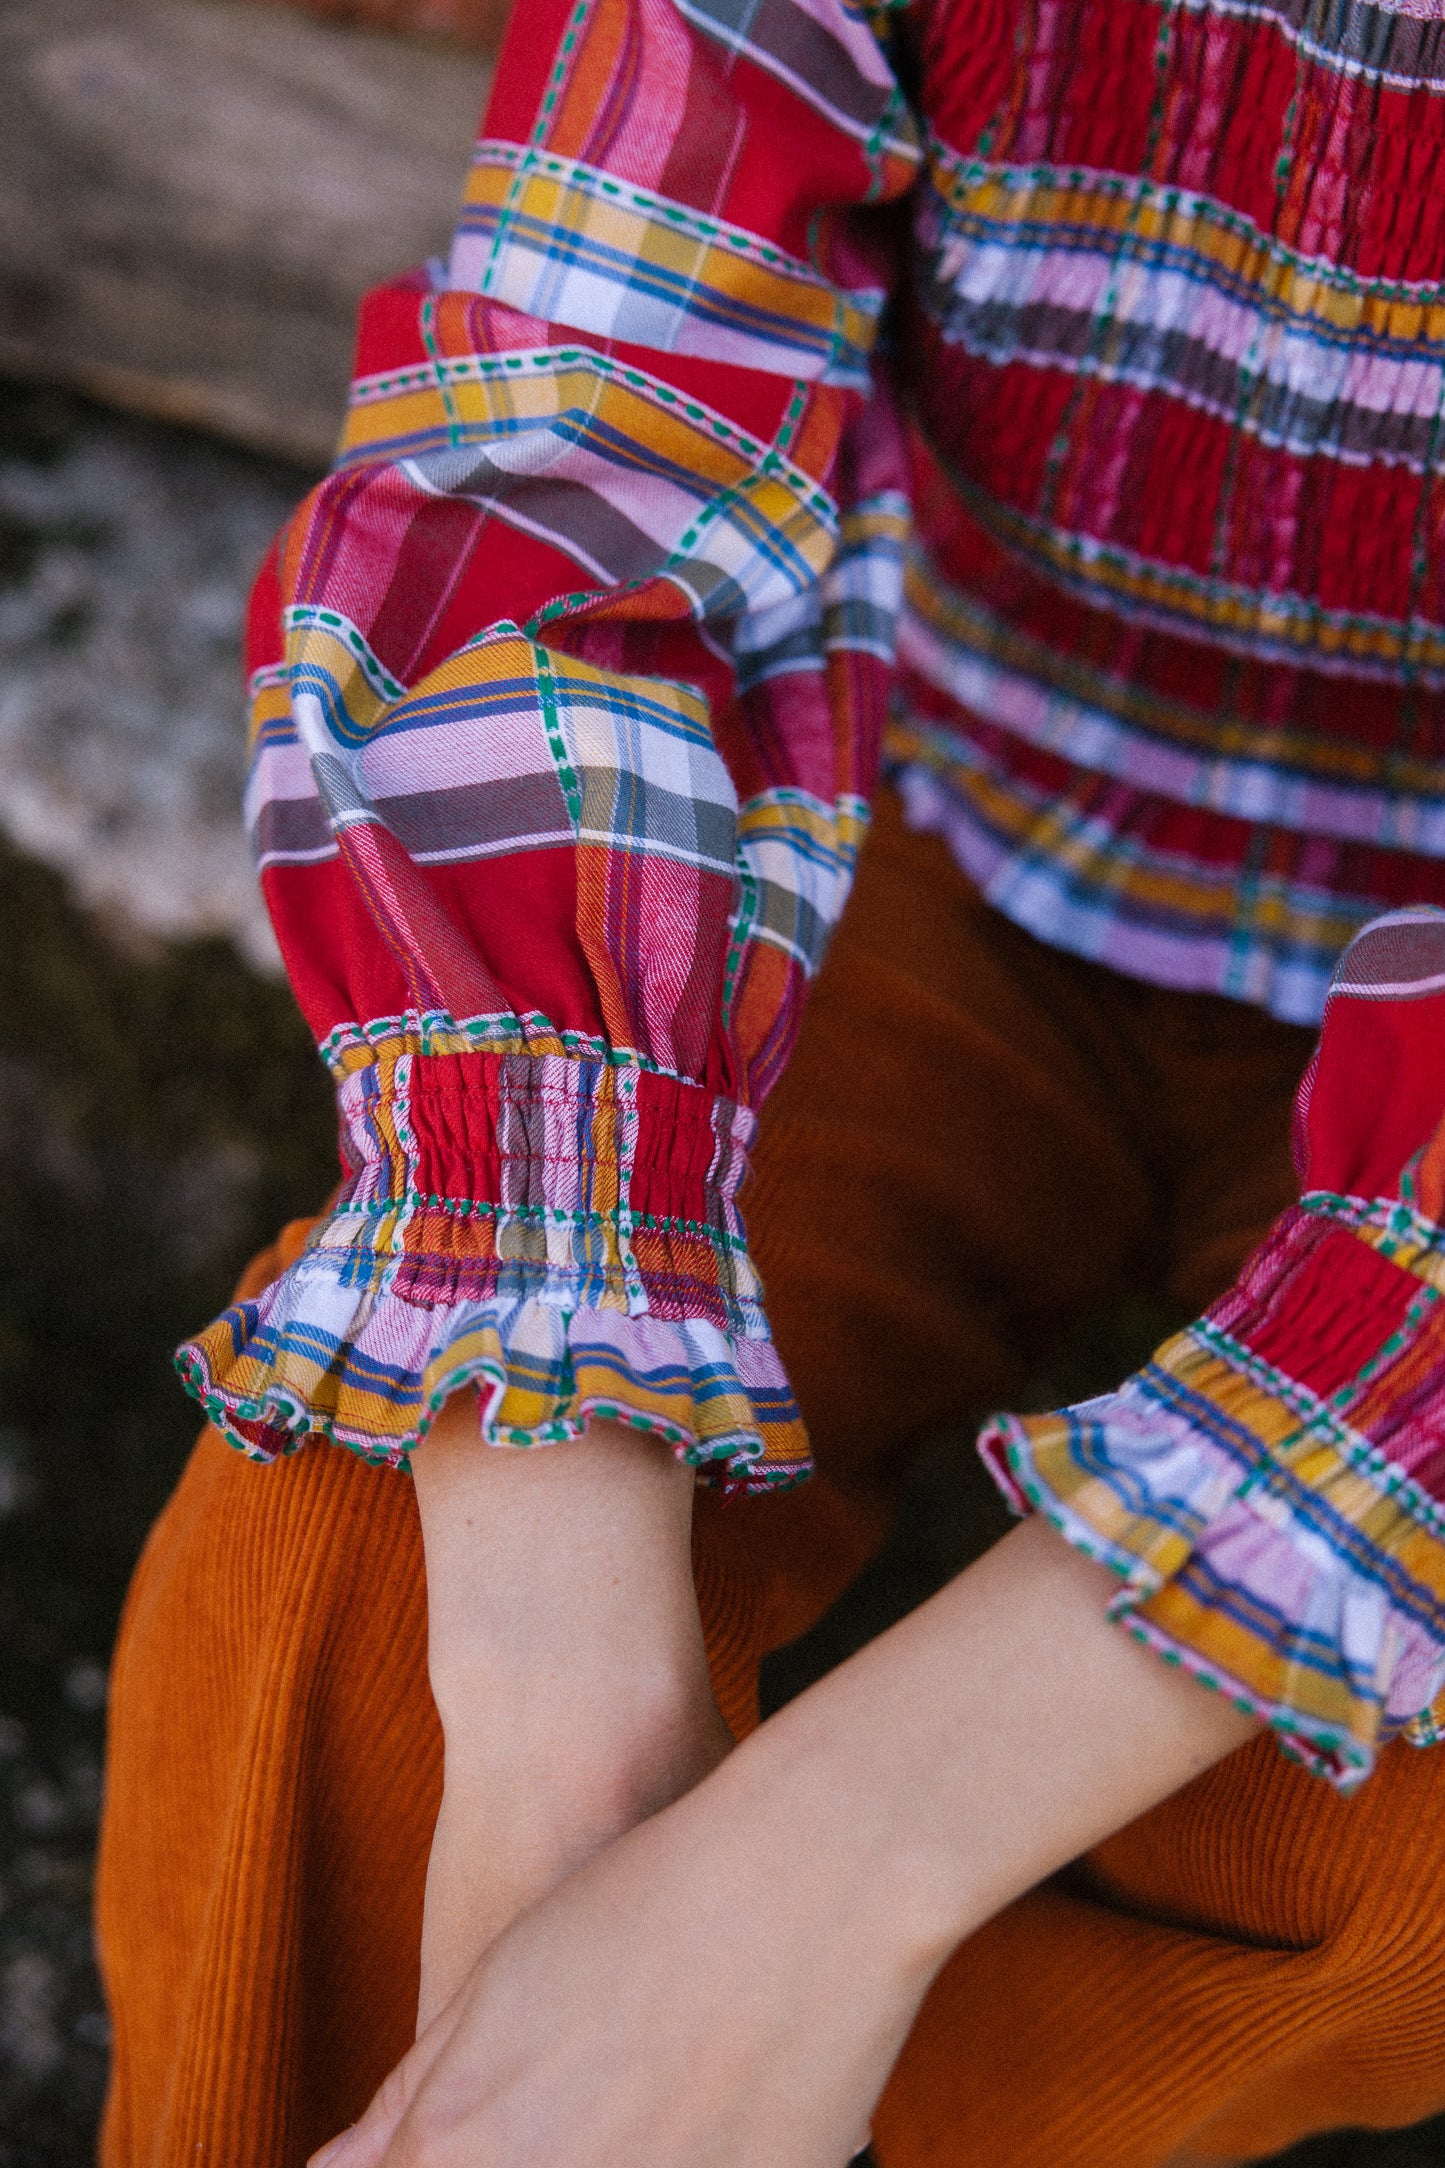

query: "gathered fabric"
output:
173 0 1445 1781
180 1046 802 1484
984 908 1445 1788
102 801 1445 2166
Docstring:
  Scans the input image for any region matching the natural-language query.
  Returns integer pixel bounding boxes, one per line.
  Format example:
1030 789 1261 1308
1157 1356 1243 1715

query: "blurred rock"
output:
258 0 512 45
0 1953 63 2087
0 0 491 463
0 824 337 2163
0 381 307 961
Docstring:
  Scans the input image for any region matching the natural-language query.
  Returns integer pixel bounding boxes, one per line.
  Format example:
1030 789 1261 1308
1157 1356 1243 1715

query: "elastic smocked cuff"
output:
177 1045 807 1492
980 1202 1445 1792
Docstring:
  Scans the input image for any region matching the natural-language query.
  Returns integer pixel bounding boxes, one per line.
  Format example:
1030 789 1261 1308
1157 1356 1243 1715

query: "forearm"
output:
315 1503 1263 2168
413 1402 728 2026
708 1513 1256 1985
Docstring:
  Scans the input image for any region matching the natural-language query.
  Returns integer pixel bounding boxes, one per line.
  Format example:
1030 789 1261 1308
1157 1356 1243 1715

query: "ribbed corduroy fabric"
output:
95 1216 879 2168
97 794 1445 2166
876 1732 1445 2167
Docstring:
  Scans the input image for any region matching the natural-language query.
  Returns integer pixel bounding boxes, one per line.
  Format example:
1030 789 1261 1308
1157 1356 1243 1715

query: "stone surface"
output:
0 381 309 962
0 0 491 463
257 0 512 46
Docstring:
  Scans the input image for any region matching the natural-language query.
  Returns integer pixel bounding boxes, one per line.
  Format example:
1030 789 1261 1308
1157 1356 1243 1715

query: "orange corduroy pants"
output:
97 792 1445 2166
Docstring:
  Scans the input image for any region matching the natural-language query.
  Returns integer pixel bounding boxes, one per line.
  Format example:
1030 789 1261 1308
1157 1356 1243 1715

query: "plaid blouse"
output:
180 0 1445 1787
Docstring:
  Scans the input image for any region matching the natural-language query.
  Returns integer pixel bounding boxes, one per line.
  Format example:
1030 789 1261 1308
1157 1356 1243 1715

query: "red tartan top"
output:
179 0 1445 1786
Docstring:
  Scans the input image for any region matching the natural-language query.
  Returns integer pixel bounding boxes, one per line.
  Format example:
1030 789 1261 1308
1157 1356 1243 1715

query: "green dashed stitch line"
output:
1275 71 1302 196
318 1011 701 1079
351 364 434 402
1302 1189 1445 1254
285 606 408 701
332 1190 751 1252
351 340 833 506
773 380 811 459
1001 1389 1435 1764
531 0 590 145
860 75 918 206
1141 0 1180 176
720 865 758 1035
1189 1315 1445 1542
418 293 465 450
481 141 845 291
533 645 583 830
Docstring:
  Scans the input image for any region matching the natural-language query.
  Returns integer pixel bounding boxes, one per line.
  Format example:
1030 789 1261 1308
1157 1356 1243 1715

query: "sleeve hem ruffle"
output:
176 1266 805 1491
978 1215 1445 1794
175 1041 810 1493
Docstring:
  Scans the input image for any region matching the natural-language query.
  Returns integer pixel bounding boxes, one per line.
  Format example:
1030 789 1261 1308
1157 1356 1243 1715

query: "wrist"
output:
690 1518 1256 2003
421 1652 729 2032
420 1403 726 1814
678 1674 947 2017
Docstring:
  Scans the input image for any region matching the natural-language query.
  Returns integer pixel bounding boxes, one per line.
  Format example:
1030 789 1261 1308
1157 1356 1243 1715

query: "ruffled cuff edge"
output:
979 1368 1445 1795
176 1243 809 1496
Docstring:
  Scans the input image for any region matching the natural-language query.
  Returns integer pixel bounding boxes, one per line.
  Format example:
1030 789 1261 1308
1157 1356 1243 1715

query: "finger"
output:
308 2064 411 2168
308 1999 462 2168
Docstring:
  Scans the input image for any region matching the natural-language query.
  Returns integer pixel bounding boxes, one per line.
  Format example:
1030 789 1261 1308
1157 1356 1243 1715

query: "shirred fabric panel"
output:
884 699 1445 1029
886 0 1445 1018
178 0 916 1478
981 910 1445 1788
180 1049 803 1484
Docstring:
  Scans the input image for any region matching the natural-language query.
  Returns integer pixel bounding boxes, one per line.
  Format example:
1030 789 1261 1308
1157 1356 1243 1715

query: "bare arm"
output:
319 1509 1255 2167
411 1401 729 2027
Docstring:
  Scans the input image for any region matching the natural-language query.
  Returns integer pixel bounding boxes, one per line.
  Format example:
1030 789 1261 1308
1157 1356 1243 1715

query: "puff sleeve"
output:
176 0 918 1491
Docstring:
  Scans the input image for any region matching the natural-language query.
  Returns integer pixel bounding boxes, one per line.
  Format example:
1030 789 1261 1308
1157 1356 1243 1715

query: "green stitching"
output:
418 292 465 450
949 466 1441 659
531 0 590 146
348 340 833 516
720 862 759 1034
927 134 1445 310
284 606 408 702
326 1190 751 1251
475 139 873 305
317 1008 696 1077
180 1345 783 1479
533 644 583 831
1190 1315 1445 1543
1302 1187 1445 1261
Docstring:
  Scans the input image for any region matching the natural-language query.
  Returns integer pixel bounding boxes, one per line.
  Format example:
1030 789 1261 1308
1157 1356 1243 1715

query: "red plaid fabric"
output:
183 0 917 1487
178 0 1445 1777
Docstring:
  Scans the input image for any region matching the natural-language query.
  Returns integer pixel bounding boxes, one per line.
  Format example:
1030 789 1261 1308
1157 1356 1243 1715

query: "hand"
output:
313 1518 1255 2168
311 1736 918 2168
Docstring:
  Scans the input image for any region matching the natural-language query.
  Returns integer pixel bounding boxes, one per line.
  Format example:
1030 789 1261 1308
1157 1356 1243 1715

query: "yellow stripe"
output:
903 561 1445 796
462 153 877 367
943 170 1445 347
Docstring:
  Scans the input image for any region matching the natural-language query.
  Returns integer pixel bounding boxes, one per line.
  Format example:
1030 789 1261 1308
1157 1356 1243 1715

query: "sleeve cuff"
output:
979 1201 1445 1792
176 1039 808 1494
